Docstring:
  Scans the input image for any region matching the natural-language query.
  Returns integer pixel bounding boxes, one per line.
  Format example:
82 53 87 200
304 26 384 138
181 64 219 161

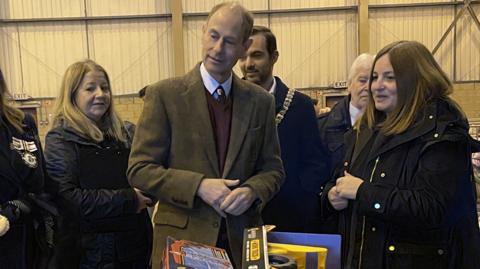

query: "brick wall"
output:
450 83 480 120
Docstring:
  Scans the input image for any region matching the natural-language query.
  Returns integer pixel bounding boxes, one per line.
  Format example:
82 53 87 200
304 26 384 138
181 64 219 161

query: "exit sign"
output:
333 81 347 89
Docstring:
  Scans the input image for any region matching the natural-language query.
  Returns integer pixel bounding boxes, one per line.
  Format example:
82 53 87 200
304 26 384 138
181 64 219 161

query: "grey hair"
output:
347 53 375 85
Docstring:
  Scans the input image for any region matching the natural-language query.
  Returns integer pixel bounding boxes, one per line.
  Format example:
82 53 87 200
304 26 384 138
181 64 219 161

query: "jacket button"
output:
380 172 386 178
388 245 395 252
213 222 219 228
371 227 376 232
434 133 439 138
437 249 444 255
374 203 381 209
428 115 434 119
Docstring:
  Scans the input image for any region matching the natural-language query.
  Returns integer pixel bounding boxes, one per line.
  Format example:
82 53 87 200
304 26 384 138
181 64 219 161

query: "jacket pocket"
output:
246 126 263 161
153 210 189 228
385 242 447 269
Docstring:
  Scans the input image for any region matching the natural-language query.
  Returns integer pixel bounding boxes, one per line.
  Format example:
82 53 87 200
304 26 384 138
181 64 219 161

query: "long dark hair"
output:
358 40 462 135
0 68 24 132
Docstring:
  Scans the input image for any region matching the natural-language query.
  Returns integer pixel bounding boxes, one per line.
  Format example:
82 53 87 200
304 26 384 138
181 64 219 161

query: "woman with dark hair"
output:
322 41 480 269
45 59 152 268
0 68 56 268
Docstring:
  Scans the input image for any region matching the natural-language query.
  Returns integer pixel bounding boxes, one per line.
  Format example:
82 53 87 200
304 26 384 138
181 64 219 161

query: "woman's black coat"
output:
0 114 56 269
44 121 152 268
321 99 480 269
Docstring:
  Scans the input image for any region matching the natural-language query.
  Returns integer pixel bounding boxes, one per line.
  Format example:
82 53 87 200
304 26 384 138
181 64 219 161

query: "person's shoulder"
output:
21 113 38 132
319 97 349 119
123 121 136 140
292 90 314 106
148 75 186 94
239 78 272 99
17 113 41 139
317 105 343 129
45 124 66 140
149 67 203 98
317 110 331 120
123 120 135 130
274 77 313 107
22 113 36 125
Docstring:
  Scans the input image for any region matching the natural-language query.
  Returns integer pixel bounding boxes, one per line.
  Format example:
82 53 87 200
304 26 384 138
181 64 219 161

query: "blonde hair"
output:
357 40 463 135
52 59 126 143
0 68 24 132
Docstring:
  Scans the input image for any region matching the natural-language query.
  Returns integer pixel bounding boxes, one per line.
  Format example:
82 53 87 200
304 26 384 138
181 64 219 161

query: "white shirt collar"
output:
200 63 232 97
268 77 277 95
349 102 362 126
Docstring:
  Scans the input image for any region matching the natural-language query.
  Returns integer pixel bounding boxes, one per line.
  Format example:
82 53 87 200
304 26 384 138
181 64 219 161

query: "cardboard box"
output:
163 236 234 269
241 226 269 269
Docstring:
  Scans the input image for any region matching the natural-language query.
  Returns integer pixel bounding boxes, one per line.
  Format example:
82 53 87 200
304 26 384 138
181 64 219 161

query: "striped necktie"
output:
213 85 226 103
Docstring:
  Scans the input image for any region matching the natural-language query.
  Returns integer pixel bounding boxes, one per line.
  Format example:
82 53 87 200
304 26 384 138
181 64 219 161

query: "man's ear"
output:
346 79 353 93
272 50 279 64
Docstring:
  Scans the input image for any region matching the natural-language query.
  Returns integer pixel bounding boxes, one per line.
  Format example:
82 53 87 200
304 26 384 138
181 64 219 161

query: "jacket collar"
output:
328 95 352 127
179 65 220 175
273 77 290 113
222 75 255 177
55 118 133 148
351 99 467 164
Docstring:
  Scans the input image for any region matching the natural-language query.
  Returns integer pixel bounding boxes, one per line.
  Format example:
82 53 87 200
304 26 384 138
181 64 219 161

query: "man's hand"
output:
134 188 153 213
0 214 10 237
472 152 480 168
335 171 364 200
197 178 240 217
328 186 349 211
219 187 257 216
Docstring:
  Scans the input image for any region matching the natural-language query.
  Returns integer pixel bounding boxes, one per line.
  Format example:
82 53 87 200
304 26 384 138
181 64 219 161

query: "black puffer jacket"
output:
44 120 152 268
322 99 480 269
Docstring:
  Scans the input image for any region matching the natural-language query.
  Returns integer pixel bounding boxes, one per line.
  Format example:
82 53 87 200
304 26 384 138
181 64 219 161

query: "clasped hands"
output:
328 171 364 211
197 178 256 217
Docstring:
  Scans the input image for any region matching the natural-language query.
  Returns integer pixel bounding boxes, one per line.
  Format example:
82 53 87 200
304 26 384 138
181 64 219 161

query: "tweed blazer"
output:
127 63 285 267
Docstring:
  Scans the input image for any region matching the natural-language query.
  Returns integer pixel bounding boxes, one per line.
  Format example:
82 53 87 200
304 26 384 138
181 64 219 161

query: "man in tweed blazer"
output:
127 2 284 267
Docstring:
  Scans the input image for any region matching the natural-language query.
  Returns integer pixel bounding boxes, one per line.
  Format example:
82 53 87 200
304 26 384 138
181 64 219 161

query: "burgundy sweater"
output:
204 89 233 175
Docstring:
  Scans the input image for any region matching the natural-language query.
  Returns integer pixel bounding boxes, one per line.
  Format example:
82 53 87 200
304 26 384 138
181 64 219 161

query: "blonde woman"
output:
321 41 480 269
45 60 152 268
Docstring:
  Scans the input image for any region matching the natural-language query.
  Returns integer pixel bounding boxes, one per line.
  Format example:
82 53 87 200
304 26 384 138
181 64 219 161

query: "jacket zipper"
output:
358 156 379 269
